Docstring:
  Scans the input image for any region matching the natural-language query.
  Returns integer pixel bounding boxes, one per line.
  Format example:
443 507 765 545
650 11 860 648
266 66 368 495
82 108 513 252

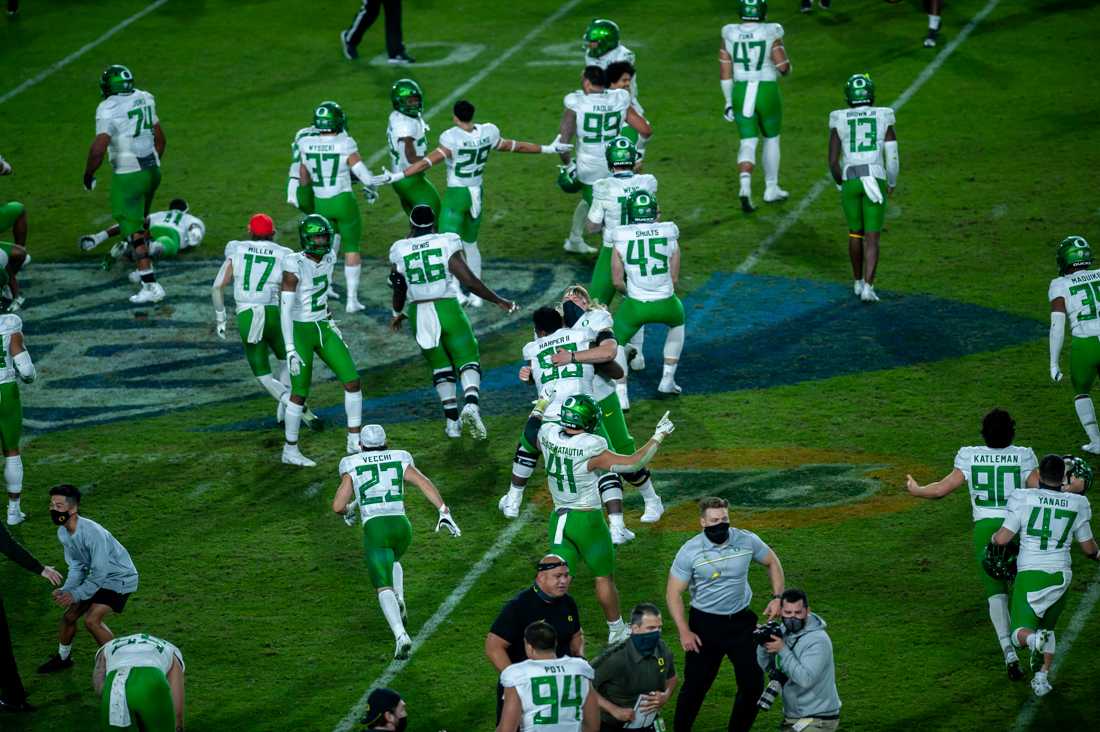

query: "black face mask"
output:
782 617 806 634
562 300 585 327
533 584 561 604
50 509 71 526
630 630 660 655
704 521 730 545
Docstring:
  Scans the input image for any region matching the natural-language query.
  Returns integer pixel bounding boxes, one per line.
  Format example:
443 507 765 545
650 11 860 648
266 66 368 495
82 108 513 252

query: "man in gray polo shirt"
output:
666 496 785 732
37 484 139 674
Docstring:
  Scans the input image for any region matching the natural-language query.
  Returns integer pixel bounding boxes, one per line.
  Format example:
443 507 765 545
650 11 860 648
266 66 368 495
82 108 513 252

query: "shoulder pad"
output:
0 314 22 336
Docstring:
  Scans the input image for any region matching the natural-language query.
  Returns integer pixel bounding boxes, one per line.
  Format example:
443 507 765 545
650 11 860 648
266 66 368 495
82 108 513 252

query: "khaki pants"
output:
781 718 839 732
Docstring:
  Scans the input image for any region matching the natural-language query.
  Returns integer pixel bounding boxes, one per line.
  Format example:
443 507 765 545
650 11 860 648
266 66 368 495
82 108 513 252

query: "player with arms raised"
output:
719 0 790 212
279 215 364 467
332 424 459 661
829 73 899 303
1 307 35 526
386 79 440 217
83 65 167 303
905 409 1038 679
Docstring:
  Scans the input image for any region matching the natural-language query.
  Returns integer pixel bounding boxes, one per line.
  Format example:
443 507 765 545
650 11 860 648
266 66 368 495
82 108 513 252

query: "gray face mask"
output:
782 617 806 634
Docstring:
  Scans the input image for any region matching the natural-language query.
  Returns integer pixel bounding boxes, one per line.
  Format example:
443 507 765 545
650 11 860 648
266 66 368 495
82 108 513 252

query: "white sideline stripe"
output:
362 0 585 169
333 505 536 732
0 0 172 106
735 0 1002 274
1011 566 1100 731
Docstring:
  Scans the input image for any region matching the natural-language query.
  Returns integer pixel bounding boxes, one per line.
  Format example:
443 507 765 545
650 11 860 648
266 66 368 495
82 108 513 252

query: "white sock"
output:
378 589 406 640
663 324 684 367
739 171 752 196
636 478 658 502
929 14 941 30
462 241 482 279
345 390 363 430
392 562 405 603
345 264 361 302
608 512 625 530
628 327 644 356
508 485 525 500
988 595 1013 654
762 136 781 187
570 200 590 242
58 643 72 660
8 496 19 511
4 455 22 495
285 402 303 444
459 364 481 406
1075 397 1100 444
257 374 288 404
277 361 291 389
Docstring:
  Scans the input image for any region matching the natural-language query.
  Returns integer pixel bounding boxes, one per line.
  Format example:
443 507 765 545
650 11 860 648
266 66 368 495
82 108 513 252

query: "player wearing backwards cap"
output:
93 633 185 732
211 214 321 431
333 424 460 660
80 198 204 276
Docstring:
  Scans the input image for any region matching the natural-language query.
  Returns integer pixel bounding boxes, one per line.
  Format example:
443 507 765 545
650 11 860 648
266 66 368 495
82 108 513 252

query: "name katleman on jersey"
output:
971 454 1022 464
1037 494 1072 509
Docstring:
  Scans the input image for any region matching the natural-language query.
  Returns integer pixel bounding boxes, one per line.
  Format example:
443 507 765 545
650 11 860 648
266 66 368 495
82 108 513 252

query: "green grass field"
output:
3 0 1100 730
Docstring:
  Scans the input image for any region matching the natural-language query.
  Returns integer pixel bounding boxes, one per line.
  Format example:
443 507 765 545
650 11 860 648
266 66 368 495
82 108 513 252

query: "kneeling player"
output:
332 425 460 660
94 633 185 732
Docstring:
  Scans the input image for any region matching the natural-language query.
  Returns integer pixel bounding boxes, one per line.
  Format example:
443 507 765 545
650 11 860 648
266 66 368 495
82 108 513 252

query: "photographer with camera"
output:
755 589 841 731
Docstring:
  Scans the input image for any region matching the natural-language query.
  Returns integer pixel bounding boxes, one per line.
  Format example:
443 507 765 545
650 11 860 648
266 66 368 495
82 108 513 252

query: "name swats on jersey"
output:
721 23 783 82
96 91 158 173
829 106 895 175
612 221 678 301
1049 268 1100 338
538 424 607 510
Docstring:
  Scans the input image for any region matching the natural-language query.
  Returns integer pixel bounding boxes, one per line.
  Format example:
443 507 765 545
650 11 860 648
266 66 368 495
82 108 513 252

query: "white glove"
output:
1051 365 1063 383
435 506 461 537
287 349 303 376
343 503 359 527
653 410 675 442
214 309 227 340
362 186 379 205
540 135 573 154
370 171 401 187
723 105 736 122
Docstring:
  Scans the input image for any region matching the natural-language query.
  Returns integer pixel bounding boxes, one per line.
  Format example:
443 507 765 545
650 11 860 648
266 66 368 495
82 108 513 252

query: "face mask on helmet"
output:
186 224 203 247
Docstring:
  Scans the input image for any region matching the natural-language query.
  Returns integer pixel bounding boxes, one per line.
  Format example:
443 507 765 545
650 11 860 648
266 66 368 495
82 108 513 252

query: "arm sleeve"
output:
670 544 693 581
1050 311 1066 369
884 139 899 187
776 634 831 688
0 522 44 574
280 291 296 352
720 78 733 108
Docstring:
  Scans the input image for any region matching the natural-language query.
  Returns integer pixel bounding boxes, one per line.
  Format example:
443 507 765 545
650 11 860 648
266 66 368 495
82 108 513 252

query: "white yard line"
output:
1011 566 1100 731
333 505 536 732
0 0 172 106
735 0 1002 274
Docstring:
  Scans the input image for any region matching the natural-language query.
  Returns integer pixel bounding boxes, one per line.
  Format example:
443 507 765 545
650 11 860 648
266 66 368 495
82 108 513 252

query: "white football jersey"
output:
538 423 608 510
387 111 429 174
224 240 294 310
588 172 658 246
289 126 317 179
298 131 360 198
389 233 464 302
0 314 23 385
573 309 616 401
500 656 594 732
564 89 631 184
953 445 1039 523
148 210 205 249
439 123 501 188
339 449 415 523
721 23 785 82
95 90 160 174
99 634 184 676
828 106 897 181
1049 268 1100 338
612 221 679 301
283 251 336 322
522 328 596 420
1003 489 1093 572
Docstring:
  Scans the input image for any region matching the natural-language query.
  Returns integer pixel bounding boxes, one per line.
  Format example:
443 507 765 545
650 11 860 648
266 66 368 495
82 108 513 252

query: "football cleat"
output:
281 444 316 468
1082 442 1100 455
36 654 74 674
460 404 487 440
739 193 756 214
860 283 880 303
345 299 366 314
445 419 462 438
6 504 25 526
610 524 636 545
563 237 596 255
658 378 682 395
339 30 357 60
1031 670 1052 697
498 493 520 519
853 280 865 297
800 0 812 11
129 282 165 304
394 633 413 660
640 497 665 524
110 241 129 261
924 30 938 48
1005 651 1024 681
388 52 416 66
763 186 789 203
615 382 630 411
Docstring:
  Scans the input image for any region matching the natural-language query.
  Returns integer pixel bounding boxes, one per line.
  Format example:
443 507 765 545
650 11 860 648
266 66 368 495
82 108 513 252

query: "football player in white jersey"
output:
558 66 652 255
83 65 167 304
286 123 317 207
386 79 440 217
279 215 364 467
582 19 642 117
0 308 35 526
497 620 599 732
389 205 517 438
0 153 29 311
829 74 899 303
80 198 204 275
373 99 569 306
93 633 185 731
906 409 1040 679
332 425 460 660
719 0 791 212
610 191 685 397
992 454 1099 696
1048 236 1100 453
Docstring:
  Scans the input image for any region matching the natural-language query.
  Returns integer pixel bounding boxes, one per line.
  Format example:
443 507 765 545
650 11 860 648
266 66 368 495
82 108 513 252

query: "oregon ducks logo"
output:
850 76 869 89
119 69 133 81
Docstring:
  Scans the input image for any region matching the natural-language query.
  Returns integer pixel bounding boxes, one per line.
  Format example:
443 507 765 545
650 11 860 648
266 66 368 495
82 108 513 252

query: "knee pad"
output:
431 368 456 386
623 468 651 487
598 474 624 503
512 446 538 479
738 138 759 165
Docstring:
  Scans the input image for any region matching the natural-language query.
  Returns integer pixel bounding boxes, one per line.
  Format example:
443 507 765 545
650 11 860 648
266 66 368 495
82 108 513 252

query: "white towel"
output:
109 667 133 727
415 302 442 351
469 186 483 220
741 81 759 119
861 176 884 204
1028 571 1071 618
246 305 266 344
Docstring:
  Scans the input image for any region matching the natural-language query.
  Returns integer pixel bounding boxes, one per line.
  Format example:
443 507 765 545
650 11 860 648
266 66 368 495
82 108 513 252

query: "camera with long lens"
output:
753 620 783 646
755 621 789 711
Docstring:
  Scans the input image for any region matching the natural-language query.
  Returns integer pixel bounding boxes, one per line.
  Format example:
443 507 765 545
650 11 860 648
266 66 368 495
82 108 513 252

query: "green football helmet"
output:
391 79 424 117
583 19 620 57
845 73 875 107
982 540 1019 581
739 0 767 21
1056 235 1092 275
298 214 334 257
559 395 602 432
626 190 658 224
313 101 347 133
1064 455 1094 493
99 64 134 98
605 136 638 169
557 165 583 194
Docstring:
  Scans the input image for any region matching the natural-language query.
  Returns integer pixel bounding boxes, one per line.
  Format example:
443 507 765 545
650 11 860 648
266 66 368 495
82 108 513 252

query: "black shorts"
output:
75 588 130 615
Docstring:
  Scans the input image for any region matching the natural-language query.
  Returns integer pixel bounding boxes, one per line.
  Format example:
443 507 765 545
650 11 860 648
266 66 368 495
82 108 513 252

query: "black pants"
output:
0 597 27 703
673 607 763 732
345 0 404 57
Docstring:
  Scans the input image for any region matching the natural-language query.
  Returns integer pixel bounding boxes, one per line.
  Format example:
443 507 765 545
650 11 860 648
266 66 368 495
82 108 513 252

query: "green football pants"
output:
0 201 24 232
1070 336 1100 393
111 168 161 239
548 508 615 577
99 667 174 731
440 186 482 243
588 246 616 306
841 177 887 234
733 80 782 139
290 320 360 398
148 224 181 258
1011 569 1069 632
238 306 286 378
313 191 362 254
973 518 1011 598
612 296 685 345
408 298 480 371
363 515 413 589
392 173 441 217
0 381 21 452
